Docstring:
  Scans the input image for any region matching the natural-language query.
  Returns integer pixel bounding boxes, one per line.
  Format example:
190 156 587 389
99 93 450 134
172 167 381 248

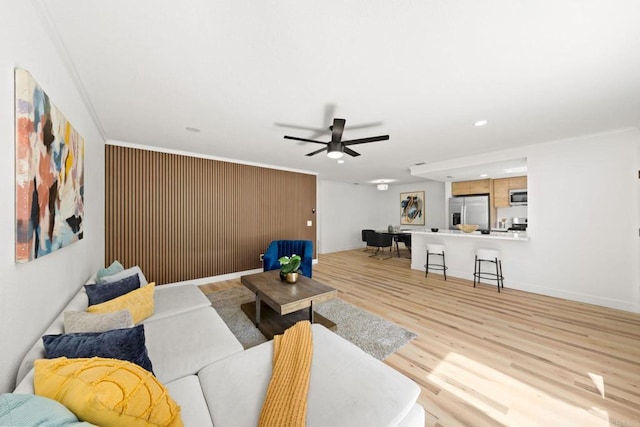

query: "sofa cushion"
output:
34 357 182 427
96 265 148 285
16 284 208 386
164 376 213 427
95 260 124 282
144 284 212 323
0 393 94 426
397 403 426 427
198 324 421 427
144 307 243 384
16 290 89 386
85 274 140 305
43 324 154 373
64 310 133 334
88 283 155 324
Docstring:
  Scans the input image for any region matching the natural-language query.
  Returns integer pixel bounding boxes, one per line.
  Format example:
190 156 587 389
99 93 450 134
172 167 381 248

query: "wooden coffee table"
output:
240 270 337 339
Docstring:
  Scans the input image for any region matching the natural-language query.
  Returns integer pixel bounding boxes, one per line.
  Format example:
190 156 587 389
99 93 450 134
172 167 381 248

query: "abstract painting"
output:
400 191 424 225
15 68 84 263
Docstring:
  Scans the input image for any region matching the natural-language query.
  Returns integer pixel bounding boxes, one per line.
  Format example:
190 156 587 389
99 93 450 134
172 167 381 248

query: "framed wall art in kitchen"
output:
400 191 424 225
15 68 85 263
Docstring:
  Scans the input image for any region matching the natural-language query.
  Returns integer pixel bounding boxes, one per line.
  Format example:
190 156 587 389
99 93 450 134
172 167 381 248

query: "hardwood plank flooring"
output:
200 249 640 427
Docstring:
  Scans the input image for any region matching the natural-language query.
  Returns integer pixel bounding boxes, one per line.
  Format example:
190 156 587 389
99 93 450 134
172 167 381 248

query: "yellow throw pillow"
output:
87 282 155 324
34 357 182 427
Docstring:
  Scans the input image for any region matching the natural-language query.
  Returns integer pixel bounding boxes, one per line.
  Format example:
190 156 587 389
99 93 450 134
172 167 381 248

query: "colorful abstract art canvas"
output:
400 191 424 225
15 68 84 263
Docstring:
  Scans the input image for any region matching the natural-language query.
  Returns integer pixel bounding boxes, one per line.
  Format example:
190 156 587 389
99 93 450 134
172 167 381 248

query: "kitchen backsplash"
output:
496 206 528 227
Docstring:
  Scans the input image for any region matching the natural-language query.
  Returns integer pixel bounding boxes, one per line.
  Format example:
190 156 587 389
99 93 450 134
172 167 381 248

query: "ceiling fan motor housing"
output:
328 141 344 155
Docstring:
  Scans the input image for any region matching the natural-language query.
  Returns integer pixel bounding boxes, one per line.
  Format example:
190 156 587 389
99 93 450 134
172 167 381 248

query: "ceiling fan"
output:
283 118 389 159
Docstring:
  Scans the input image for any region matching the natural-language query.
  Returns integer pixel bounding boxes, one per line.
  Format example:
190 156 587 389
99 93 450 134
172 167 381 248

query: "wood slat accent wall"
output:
105 145 317 284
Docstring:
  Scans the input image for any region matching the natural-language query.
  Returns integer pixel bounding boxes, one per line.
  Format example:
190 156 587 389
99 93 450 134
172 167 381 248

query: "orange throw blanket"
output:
259 321 313 427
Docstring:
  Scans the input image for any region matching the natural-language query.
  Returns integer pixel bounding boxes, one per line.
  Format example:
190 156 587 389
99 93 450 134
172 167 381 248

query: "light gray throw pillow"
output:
95 265 148 286
64 310 134 334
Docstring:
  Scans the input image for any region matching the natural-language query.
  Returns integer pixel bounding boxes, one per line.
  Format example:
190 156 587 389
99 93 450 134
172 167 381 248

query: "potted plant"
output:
278 254 301 283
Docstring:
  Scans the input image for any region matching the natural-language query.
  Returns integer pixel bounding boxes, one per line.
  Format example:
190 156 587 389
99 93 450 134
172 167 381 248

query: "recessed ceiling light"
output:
473 120 488 127
337 159 344 164
185 127 201 133
480 173 488 177
504 166 528 173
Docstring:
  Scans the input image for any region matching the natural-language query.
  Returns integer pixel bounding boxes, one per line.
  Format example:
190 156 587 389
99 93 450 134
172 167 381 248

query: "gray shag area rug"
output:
206 287 417 360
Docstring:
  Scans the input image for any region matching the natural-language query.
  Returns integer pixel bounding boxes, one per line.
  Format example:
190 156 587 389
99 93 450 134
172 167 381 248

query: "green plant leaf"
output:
288 257 301 272
278 256 291 265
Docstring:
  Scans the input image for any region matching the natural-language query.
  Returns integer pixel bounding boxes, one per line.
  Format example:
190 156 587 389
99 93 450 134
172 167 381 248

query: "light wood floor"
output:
200 248 640 427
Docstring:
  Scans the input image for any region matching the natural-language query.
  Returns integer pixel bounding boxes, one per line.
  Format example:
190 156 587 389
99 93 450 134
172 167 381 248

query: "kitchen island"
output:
411 229 529 286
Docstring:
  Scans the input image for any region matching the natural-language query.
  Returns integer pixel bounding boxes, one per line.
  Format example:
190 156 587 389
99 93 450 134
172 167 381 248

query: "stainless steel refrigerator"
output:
449 195 490 230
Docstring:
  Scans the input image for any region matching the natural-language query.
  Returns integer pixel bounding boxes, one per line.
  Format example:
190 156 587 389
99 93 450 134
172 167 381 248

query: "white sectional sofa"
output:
13 282 425 426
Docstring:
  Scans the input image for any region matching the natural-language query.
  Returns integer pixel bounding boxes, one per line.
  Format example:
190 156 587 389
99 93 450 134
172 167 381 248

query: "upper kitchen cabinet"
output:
493 178 510 207
451 178 491 196
509 176 527 189
493 176 528 207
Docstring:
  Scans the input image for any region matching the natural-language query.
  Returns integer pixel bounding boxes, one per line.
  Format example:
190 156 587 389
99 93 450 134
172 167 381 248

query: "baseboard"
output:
410 264 640 313
161 260 319 287
507 281 640 313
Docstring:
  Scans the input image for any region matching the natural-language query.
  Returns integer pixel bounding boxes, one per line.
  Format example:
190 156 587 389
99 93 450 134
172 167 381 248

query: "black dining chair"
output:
366 232 393 260
361 229 375 252
402 234 412 257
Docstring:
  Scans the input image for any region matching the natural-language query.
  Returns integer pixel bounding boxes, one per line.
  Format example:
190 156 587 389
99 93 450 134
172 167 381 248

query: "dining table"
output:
376 230 411 257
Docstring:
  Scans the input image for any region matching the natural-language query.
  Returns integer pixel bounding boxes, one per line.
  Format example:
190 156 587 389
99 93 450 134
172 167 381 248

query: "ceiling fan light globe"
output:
327 150 343 159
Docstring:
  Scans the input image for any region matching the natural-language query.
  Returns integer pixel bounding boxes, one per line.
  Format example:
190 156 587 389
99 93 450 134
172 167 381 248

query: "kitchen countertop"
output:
412 229 529 241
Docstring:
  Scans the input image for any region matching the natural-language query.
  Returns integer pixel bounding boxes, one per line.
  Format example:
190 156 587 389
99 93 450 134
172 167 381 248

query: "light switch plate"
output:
307 220 312 227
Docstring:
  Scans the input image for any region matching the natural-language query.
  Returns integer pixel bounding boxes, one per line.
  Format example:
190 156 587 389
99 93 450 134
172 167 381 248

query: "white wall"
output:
378 181 447 230
318 179 447 253
522 128 640 311
0 1 105 392
317 181 380 253
412 128 640 312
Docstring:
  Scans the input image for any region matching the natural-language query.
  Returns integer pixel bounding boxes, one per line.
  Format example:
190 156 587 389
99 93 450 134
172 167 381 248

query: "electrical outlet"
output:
259 253 264 262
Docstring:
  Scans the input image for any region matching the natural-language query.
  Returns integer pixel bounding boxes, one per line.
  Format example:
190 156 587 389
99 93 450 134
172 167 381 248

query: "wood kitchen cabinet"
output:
492 176 528 208
493 178 510 207
451 179 491 196
509 176 527 189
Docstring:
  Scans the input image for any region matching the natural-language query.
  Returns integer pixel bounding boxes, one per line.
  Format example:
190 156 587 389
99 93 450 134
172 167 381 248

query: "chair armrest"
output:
301 240 313 278
263 241 280 272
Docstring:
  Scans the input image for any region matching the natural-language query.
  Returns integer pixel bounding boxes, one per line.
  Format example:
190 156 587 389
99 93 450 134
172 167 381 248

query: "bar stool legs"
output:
473 248 504 292
425 244 447 280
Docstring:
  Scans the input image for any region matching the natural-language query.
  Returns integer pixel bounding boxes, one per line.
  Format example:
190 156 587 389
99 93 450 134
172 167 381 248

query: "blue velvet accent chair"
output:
263 240 313 278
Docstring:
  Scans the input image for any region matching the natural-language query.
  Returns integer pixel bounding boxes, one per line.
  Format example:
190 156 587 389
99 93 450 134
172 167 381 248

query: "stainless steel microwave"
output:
509 189 527 206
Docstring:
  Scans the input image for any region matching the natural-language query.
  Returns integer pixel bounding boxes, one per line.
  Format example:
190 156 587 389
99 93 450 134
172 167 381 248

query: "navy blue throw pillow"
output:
42 324 154 374
84 273 140 306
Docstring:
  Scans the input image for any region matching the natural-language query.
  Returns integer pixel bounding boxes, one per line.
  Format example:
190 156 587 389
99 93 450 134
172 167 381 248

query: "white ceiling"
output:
37 0 640 186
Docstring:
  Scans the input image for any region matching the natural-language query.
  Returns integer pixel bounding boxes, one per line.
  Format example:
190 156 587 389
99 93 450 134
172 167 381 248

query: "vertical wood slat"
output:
105 146 317 284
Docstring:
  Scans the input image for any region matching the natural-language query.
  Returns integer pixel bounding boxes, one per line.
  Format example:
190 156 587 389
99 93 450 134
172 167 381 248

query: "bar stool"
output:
425 243 447 280
473 248 504 292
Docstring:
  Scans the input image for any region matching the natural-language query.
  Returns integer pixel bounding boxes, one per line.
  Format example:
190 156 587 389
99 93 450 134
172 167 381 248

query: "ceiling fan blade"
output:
344 121 383 130
306 146 328 156
342 135 389 146
331 118 346 143
284 135 328 145
344 147 361 157
275 123 327 133
323 104 337 127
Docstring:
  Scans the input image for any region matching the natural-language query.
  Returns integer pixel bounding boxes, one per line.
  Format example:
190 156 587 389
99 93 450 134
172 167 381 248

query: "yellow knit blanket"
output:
259 321 313 427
